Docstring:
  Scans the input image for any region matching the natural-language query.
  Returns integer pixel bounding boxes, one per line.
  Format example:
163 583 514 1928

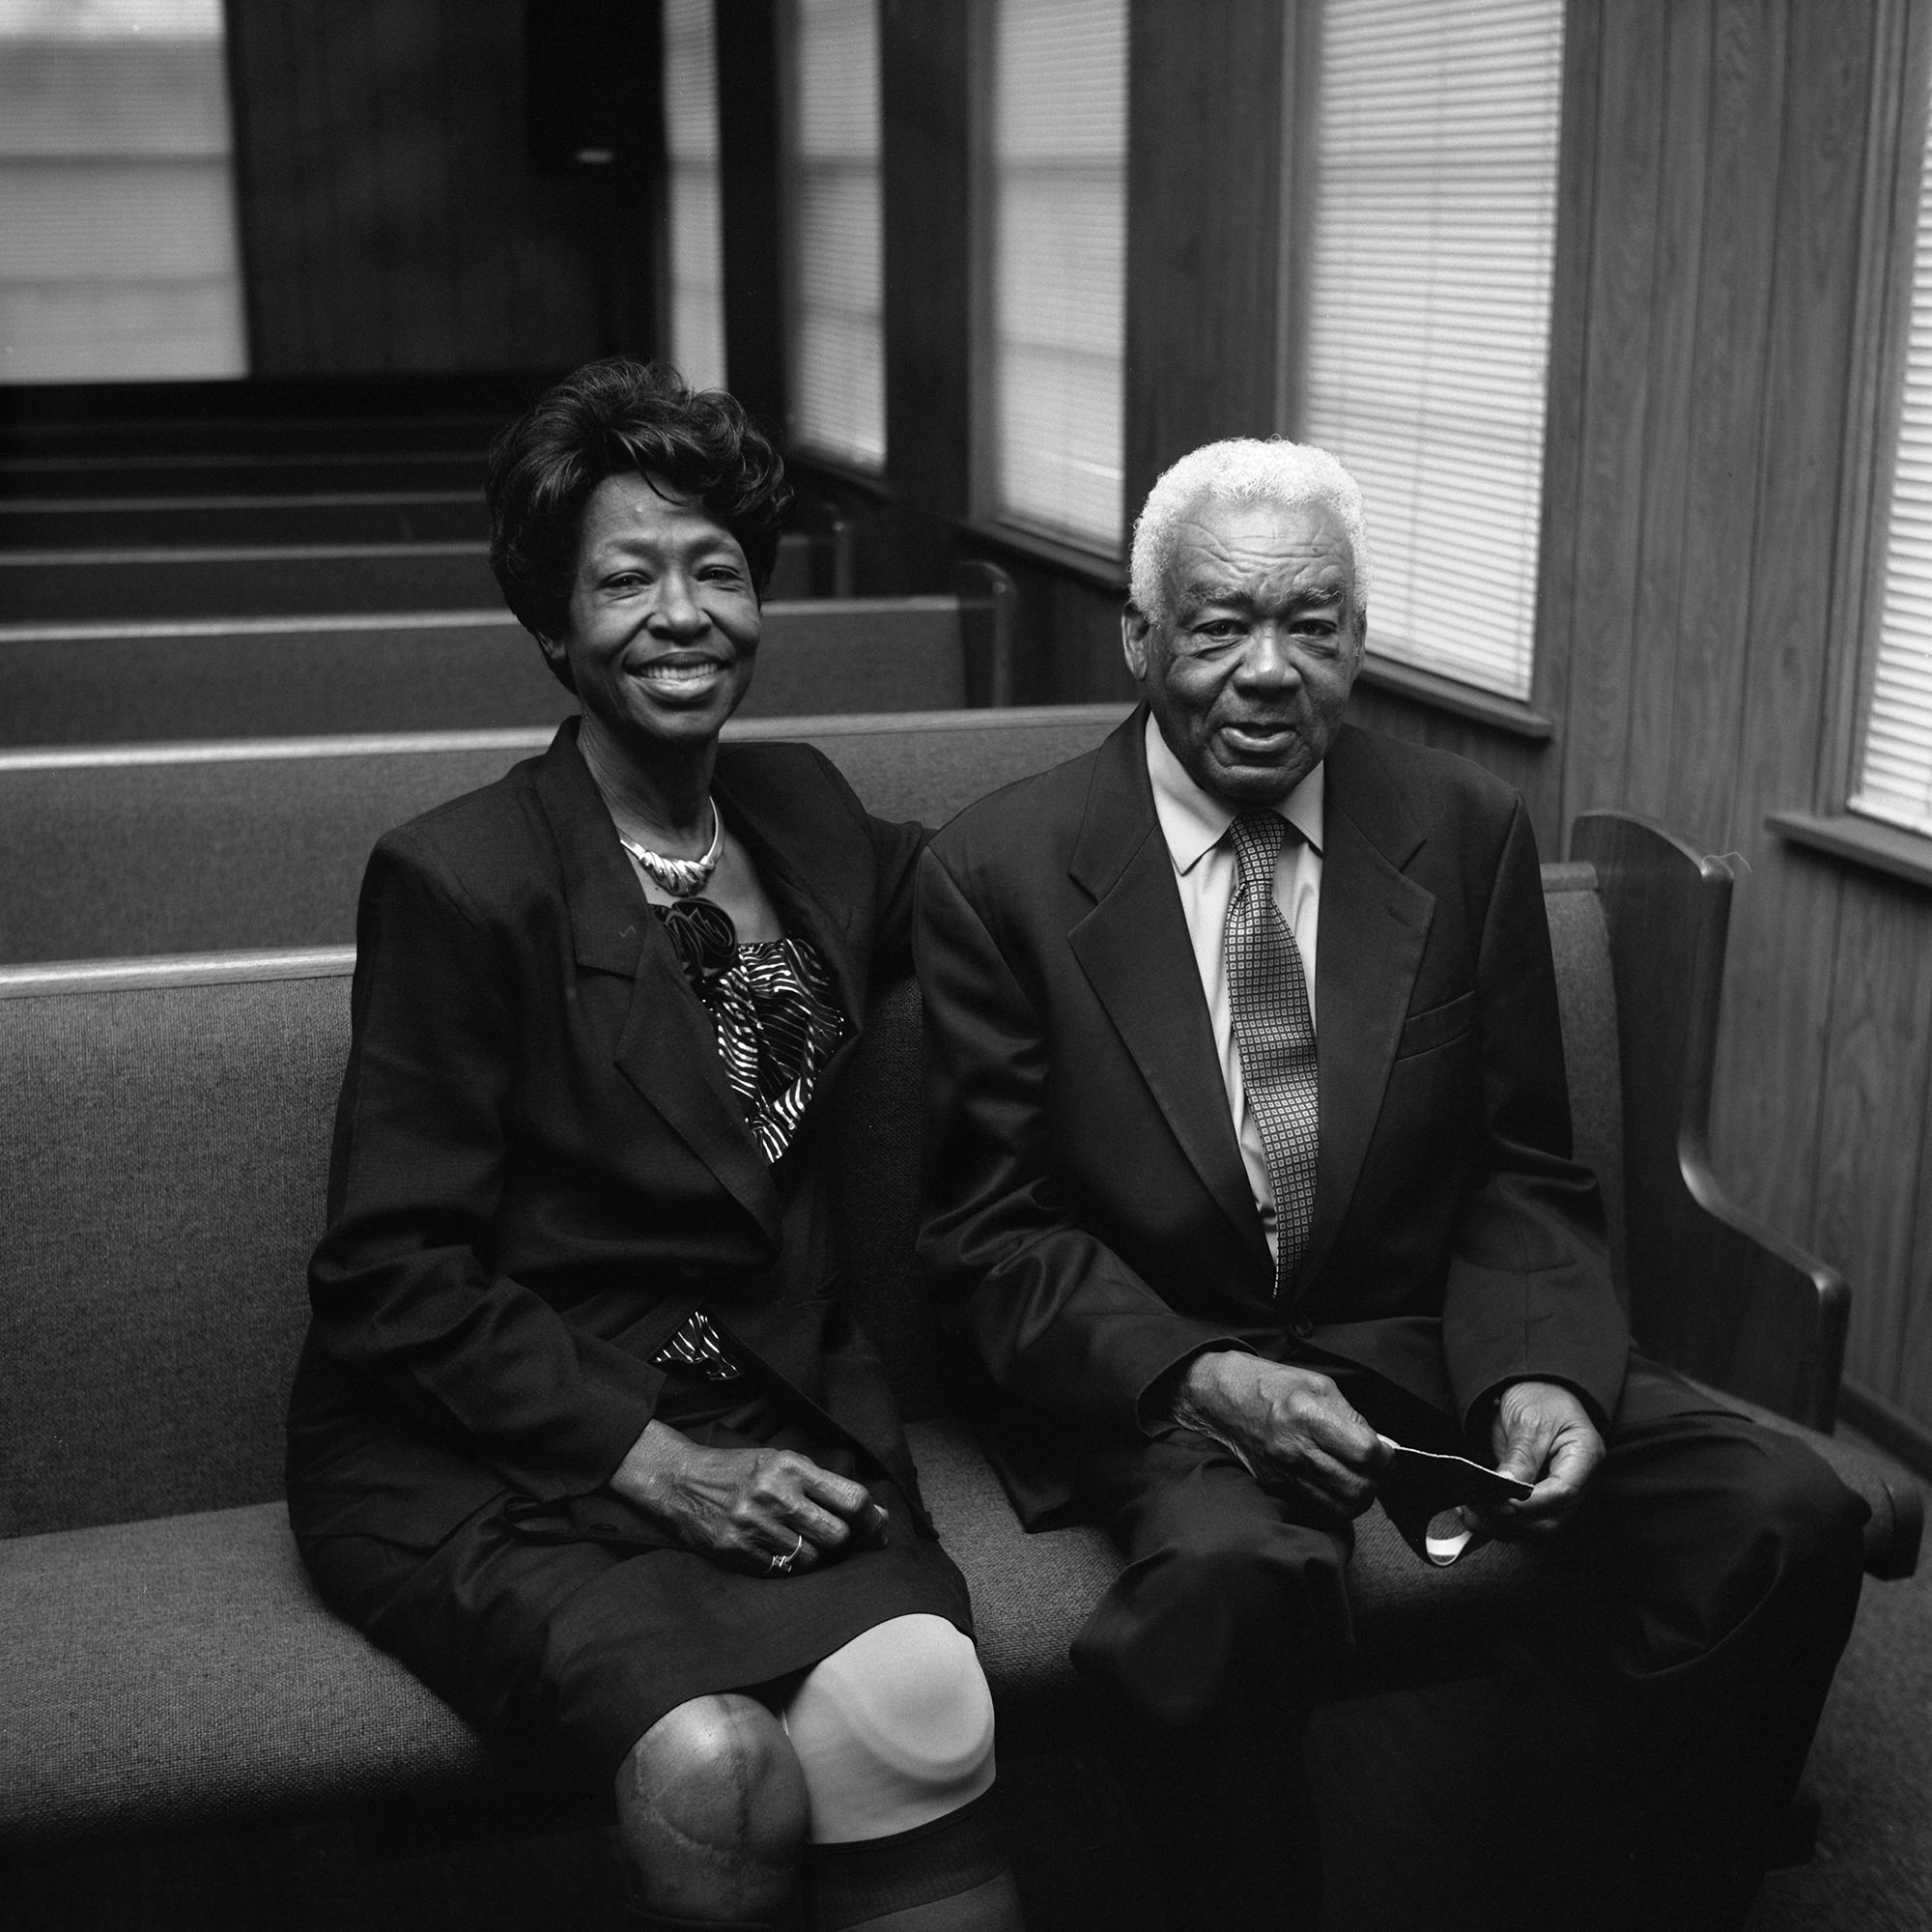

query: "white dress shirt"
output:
1144 712 1324 1263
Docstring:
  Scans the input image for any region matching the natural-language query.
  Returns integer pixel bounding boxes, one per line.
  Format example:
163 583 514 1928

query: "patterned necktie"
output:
1225 810 1319 1298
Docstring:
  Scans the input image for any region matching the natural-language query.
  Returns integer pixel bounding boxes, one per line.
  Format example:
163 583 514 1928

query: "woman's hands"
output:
611 1421 890 1575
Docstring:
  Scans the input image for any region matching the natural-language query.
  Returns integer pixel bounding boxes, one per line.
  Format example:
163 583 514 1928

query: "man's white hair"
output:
1128 438 1373 624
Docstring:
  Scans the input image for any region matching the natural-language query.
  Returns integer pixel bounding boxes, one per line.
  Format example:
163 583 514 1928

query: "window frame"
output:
1273 0 1574 740
1776 0 1932 889
966 0 1131 566
775 0 889 478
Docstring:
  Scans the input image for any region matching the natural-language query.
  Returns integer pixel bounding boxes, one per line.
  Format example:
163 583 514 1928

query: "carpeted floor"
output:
10 1439 1928 1931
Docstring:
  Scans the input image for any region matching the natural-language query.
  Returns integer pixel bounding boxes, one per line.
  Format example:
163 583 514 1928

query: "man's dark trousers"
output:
1070 1350 1867 1932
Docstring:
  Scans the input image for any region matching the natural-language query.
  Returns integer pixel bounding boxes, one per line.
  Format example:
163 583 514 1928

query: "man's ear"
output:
1122 603 1152 680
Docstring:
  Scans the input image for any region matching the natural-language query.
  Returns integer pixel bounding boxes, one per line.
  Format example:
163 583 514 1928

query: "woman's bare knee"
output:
615 1692 809 1917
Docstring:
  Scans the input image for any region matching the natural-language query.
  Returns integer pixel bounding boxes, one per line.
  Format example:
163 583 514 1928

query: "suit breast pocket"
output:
1394 989 1476 1061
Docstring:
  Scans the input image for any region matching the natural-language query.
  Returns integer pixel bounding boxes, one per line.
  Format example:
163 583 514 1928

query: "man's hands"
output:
611 1421 890 1575
1170 1352 1392 1521
1467 1378 1605 1538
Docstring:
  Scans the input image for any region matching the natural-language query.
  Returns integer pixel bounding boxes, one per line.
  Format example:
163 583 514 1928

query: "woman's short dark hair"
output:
485 358 792 673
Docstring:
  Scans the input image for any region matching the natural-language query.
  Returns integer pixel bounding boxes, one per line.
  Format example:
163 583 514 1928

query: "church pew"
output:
0 827 1915 1848
0 586 998 745
0 541 502 622
0 526 842 623
0 492 490 550
0 703 1130 963
0 451 487 499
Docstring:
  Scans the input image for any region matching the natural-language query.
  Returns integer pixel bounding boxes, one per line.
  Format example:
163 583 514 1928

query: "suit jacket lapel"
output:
1296 726 1435 1298
712 746 869 1070
1066 711 1271 1269
531 724 781 1242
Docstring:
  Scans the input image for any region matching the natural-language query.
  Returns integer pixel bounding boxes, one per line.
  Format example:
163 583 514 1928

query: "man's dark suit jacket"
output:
916 708 1632 1526
287 721 927 1553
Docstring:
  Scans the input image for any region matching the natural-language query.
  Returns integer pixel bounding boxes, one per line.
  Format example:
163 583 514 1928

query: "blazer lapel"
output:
532 725 781 1242
1067 711 1271 1268
1296 727 1435 1298
713 747 869 1065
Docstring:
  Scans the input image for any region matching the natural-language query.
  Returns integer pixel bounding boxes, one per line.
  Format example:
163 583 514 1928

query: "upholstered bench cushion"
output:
5 1411 1909 1849
0 1435 1546 1846
0 1503 494 1845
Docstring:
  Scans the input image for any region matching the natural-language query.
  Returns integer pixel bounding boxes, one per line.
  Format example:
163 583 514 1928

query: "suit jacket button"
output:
1290 1314 1315 1340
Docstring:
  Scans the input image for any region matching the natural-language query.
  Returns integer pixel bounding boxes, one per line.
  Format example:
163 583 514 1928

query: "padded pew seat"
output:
0 1419 1554 1848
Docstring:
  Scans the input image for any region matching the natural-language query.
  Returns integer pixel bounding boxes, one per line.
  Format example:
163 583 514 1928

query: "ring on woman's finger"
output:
767 1530 806 1577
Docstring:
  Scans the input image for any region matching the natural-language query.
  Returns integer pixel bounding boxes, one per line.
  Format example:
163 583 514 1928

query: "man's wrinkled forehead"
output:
1162 495 1356 619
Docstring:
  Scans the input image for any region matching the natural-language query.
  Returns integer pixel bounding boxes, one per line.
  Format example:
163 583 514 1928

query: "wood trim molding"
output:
1837 1378 1932 1485
1767 809 1932 894
1819 0 1932 811
1355 654 1556 740
953 516 1128 593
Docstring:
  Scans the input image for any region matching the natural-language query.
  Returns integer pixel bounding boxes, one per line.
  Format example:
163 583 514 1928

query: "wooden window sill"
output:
955 517 1128 592
1767 810 1932 891
1355 654 1554 740
789 451 894 501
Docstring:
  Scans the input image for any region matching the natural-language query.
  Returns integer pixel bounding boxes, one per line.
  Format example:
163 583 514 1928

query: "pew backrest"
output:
0 596 988 746
0 862 1626 1537
0 706 1131 963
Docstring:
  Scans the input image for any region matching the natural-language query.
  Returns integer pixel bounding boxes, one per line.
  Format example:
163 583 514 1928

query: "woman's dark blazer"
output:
286 720 927 1556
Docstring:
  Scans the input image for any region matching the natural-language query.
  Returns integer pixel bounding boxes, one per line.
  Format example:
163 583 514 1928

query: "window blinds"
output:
663 0 726 394
983 0 1127 553
0 0 245 382
1853 113 1932 838
1302 0 1564 701
781 0 885 470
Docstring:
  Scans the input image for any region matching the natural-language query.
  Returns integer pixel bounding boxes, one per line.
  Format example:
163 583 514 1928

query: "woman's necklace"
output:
619 799 724 898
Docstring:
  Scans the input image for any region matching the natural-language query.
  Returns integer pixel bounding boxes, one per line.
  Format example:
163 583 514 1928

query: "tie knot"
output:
1229 810 1291 896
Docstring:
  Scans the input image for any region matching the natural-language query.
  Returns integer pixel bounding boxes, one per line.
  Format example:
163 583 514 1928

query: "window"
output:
979 0 1127 554
663 0 726 393
0 0 246 381
1299 0 1565 702
780 0 885 471
1852 100 1932 839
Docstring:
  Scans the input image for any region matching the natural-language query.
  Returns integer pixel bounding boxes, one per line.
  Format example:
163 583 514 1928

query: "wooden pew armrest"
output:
1569 811 1848 1431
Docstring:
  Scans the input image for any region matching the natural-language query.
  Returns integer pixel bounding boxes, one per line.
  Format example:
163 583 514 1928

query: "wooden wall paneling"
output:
1892 965 1932 1427
879 0 974 591
1122 0 1287 520
223 0 297 372
437 0 517 370
322 0 396 368
367 0 459 369
233 0 328 373
225 0 614 375
1706 0 1876 1245
1554 0 1664 825
480 1 597 372
1344 687 1548 839
715 0 786 428
977 557 1132 708
283 0 342 369
1528 0 1602 844
1810 874 1932 1404
1660 0 1786 852
1622 0 1717 821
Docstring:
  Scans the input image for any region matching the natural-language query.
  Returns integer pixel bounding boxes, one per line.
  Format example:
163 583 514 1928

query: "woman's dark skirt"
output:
299 1375 974 1787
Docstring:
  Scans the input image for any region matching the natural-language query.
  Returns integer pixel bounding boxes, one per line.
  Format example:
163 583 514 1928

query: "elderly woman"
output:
287 359 1023 1932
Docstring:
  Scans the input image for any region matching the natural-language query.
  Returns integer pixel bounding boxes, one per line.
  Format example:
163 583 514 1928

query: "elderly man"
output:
915 440 1866 1931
